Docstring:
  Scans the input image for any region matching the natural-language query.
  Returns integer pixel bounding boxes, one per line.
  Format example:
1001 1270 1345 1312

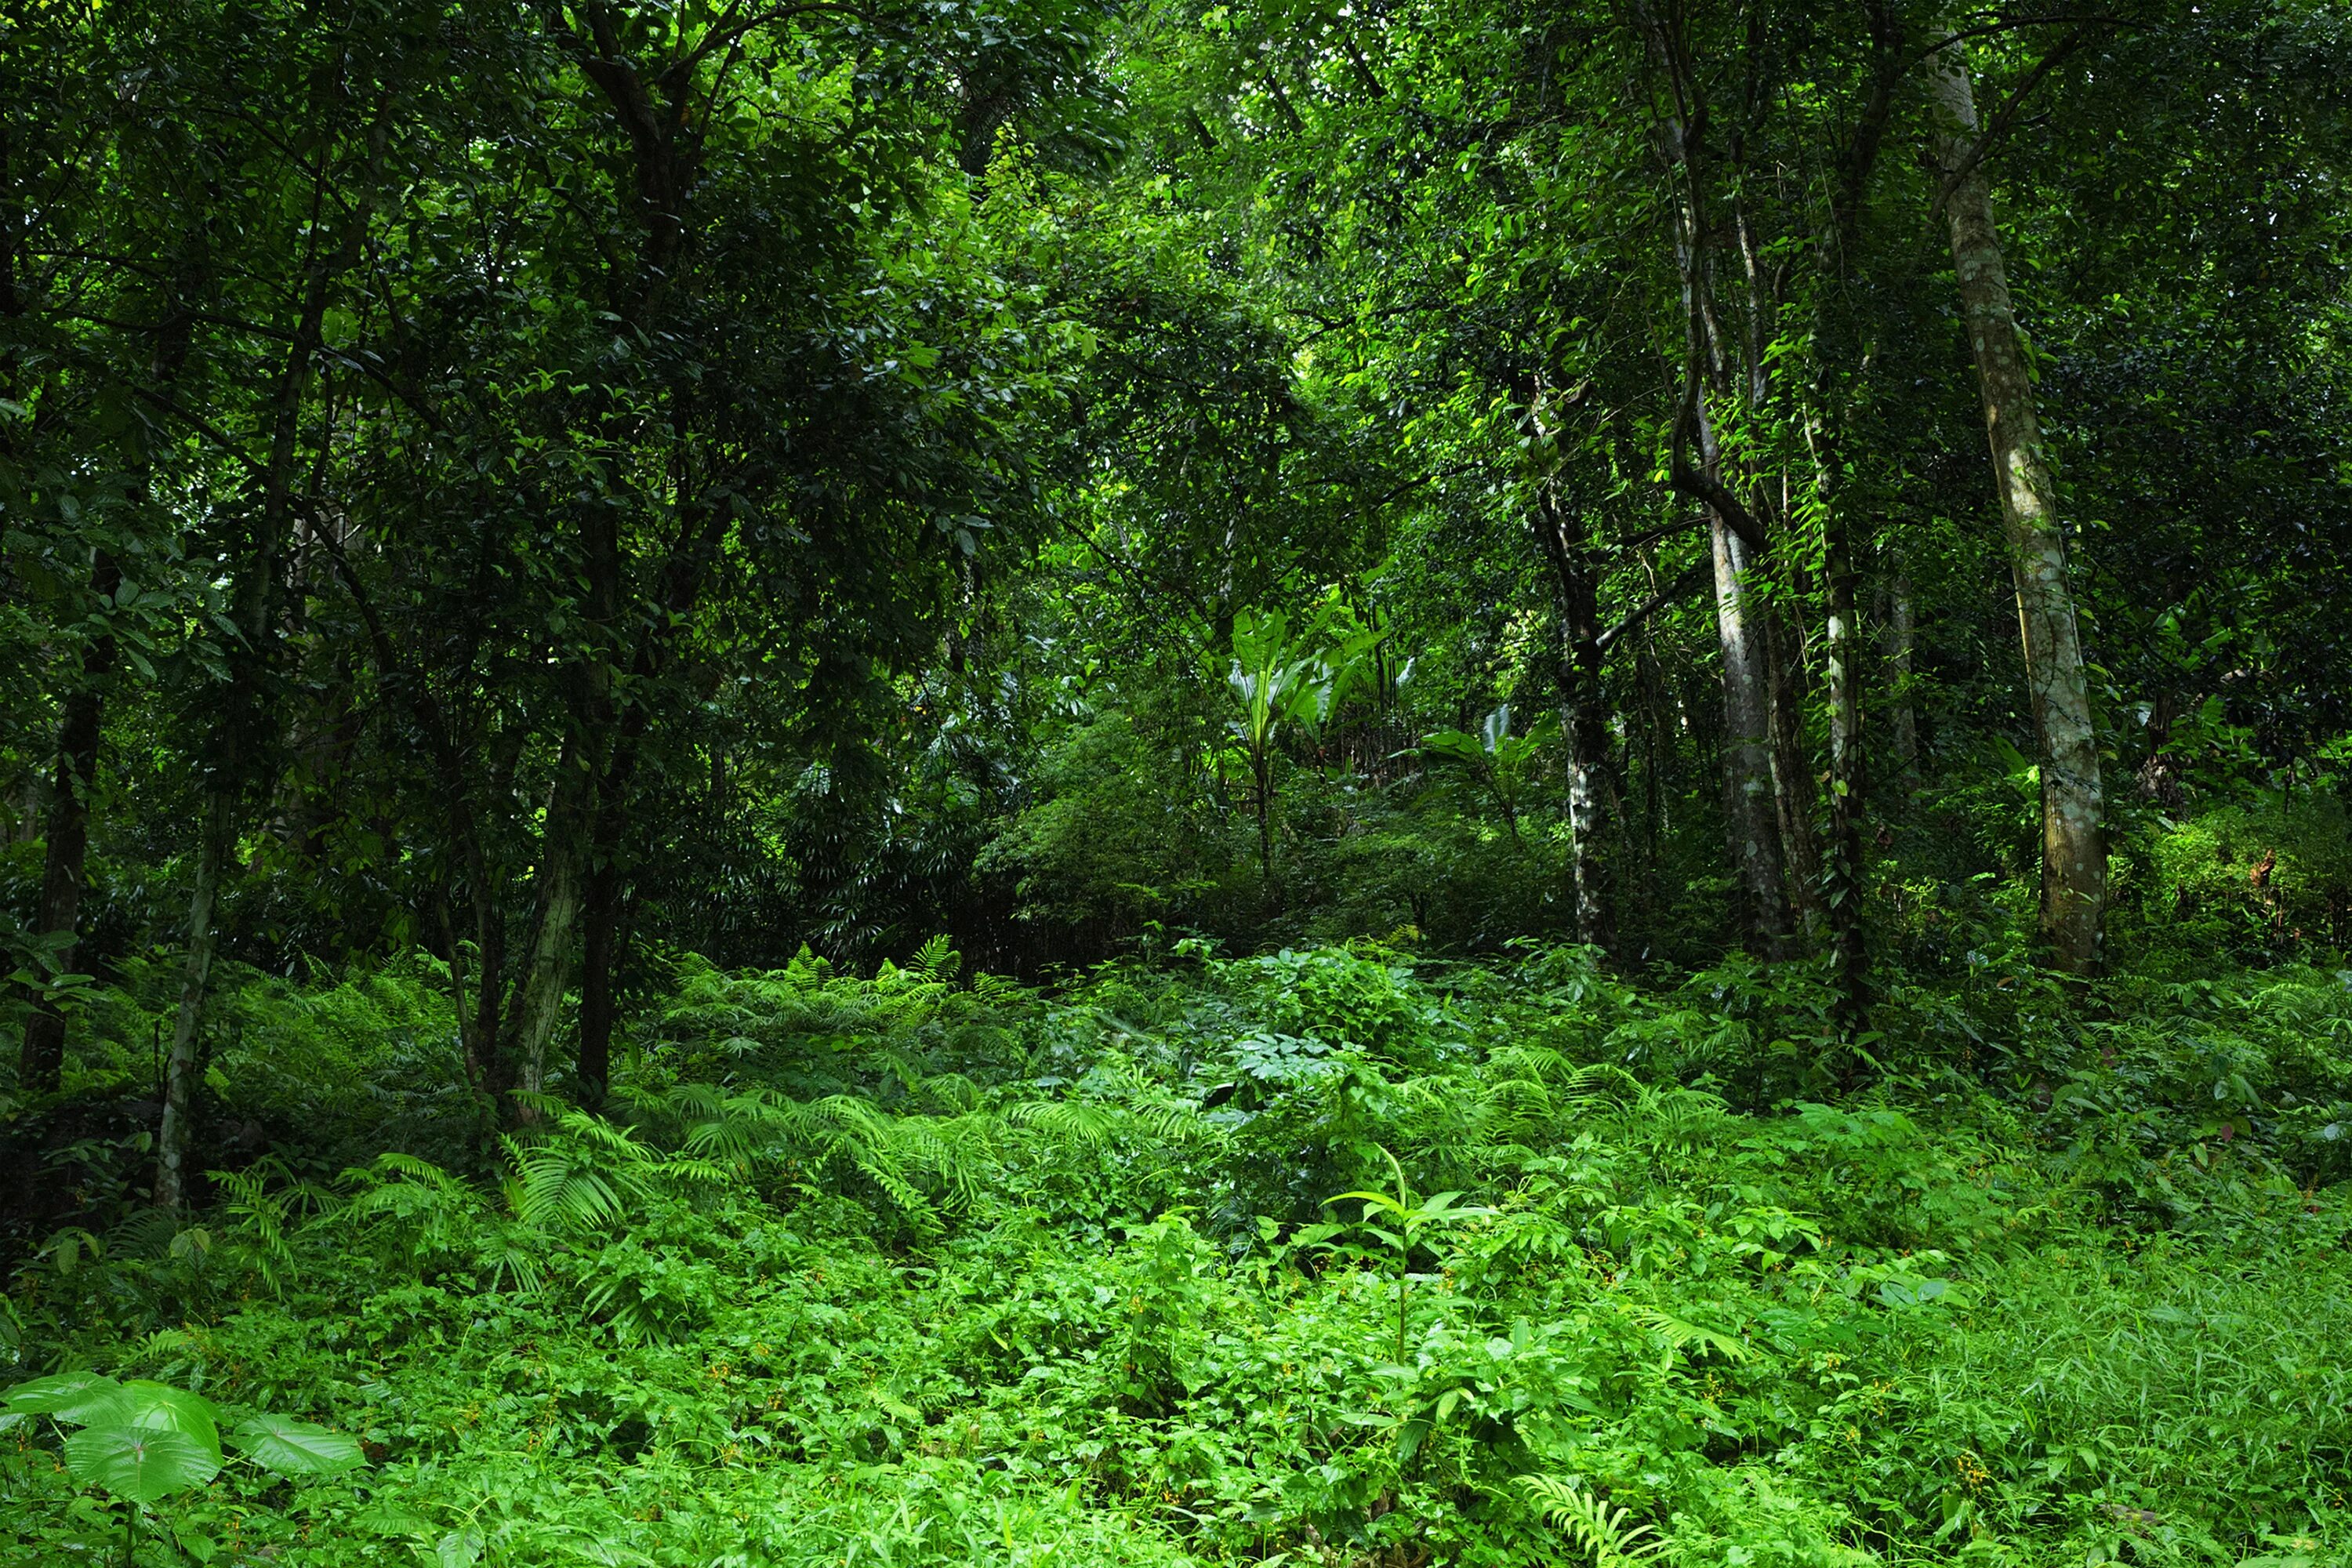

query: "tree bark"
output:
1709 498 1791 953
1928 33 2106 975
576 814 623 1109
1766 609 1827 938
16 553 122 1094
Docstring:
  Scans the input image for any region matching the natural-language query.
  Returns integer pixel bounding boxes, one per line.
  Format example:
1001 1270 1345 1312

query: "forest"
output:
2 0 2350 1563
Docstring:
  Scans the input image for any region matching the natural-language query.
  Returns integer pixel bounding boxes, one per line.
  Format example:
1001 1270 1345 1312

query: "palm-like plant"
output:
1226 606 1385 887
1423 702 1559 843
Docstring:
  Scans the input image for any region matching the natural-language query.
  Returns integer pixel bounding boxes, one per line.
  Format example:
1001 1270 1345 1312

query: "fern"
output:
1629 1305 1755 1364
909 933 963 982
503 1111 662 1232
1517 1475 1668 1566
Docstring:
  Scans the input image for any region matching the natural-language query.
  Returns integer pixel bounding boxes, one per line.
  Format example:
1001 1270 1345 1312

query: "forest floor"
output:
5 942 2351 1566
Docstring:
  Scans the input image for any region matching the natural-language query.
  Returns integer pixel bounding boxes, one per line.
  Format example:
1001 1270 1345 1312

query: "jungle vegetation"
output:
2 0 2350 1563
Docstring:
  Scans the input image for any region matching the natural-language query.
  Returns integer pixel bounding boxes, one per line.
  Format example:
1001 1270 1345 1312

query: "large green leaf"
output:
122 1381 224 1451
64 1423 221 1504
230 1414 366 1475
5 1370 134 1426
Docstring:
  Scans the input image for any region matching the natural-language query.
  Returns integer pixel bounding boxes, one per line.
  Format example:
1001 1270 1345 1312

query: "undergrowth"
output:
5 942 2350 1566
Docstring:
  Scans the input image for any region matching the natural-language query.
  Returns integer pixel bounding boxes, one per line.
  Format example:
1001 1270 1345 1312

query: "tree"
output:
1926 27 2107 975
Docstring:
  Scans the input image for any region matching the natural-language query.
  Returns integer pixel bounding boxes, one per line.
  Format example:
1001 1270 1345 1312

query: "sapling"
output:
1325 1145 1494 1368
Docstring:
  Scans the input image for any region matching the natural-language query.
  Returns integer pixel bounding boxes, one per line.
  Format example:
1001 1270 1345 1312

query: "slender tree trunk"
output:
1882 572 1918 769
154 805 225 1210
1563 666 1614 952
154 107 392 1200
1822 510 1868 1028
1657 70 1791 958
16 554 122 1094
1710 506 1790 953
1929 34 2106 974
1534 489 1613 950
1766 611 1827 938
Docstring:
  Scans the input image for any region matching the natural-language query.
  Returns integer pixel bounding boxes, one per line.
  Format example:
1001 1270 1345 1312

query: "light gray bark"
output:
1928 33 2107 974
1710 511 1791 946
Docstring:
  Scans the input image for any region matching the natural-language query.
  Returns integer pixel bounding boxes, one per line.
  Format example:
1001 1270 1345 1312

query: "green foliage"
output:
10 946 2352 1566
1423 705 1558 842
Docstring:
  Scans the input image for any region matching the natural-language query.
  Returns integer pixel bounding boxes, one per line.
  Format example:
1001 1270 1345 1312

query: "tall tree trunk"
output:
153 104 394 1201
1710 504 1791 953
154 804 225 1210
1929 34 2106 975
1653 45 1791 959
1822 510 1868 1028
16 553 122 1094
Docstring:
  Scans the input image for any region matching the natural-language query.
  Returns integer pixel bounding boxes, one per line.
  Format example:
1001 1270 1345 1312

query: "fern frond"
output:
1629 1306 1754 1363
1516 1475 1668 1566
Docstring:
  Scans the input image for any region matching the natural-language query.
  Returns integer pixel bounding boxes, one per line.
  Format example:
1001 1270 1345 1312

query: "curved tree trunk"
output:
1928 33 2107 975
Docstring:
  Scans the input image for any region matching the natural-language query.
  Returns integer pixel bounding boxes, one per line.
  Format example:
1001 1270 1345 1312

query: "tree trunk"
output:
1929 34 2107 975
1563 667 1613 952
16 553 122 1094
154 806 225 1210
1711 506 1791 954
576 824 622 1109
1822 511 1868 1028
1882 572 1918 769
504 748 593 1112
153 106 394 1201
1766 608 1827 939
1534 489 1613 951
1657 71 1792 959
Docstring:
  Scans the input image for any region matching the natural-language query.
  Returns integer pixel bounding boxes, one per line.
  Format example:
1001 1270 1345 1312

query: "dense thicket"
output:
4 0 2350 1563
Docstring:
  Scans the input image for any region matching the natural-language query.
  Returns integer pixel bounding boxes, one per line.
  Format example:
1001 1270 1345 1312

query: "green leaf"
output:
5 1370 134 1425
64 1424 220 1503
122 1381 223 1450
230 1413 366 1475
